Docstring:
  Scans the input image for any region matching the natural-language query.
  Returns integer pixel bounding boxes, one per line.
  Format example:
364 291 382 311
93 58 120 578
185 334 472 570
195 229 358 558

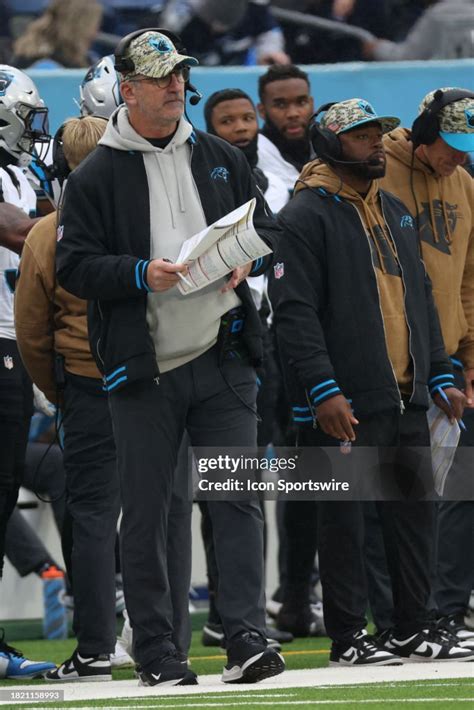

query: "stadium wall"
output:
29 59 474 135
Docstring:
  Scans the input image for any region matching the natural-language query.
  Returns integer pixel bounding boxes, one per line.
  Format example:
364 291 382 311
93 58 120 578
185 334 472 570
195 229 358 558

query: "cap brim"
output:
339 115 400 135
146 53 198 78
440 131 474 152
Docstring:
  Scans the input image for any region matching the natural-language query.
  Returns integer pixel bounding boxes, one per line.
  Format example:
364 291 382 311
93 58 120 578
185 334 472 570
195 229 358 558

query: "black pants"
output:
364 368 474 625
307 405 435 641
434 369 474 616
62 373 120 656
108 346 265 669
0 338 33 579
5 443 65 577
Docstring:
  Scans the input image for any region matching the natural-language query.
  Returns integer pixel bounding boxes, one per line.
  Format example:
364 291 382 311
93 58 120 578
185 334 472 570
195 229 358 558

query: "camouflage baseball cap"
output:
419 87 474 152
320 99 400 135
122 31 198 79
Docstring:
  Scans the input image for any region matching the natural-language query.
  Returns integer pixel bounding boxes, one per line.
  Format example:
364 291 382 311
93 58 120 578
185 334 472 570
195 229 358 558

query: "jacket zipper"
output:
351 204 405 414
305 388 318 429
380 197 416 409
96 299 105 373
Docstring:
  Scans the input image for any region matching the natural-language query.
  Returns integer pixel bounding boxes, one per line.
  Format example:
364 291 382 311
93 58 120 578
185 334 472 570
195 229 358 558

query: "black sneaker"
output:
222 631 285 684
276 603 326 637
202 623 291 652
437 614 474 649
382 628 474 662
137 651 198 687
45 649 111 681
202 622 226 647
330 630 403 666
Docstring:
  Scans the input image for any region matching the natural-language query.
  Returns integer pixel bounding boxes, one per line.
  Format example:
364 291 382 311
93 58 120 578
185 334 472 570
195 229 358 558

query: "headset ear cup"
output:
411 111 438 147
310 122 341 161
52 125 70 184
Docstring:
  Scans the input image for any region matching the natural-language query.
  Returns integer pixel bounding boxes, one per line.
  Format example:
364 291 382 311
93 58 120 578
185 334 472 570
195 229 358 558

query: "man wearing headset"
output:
270 98 473 665
380 87 474 649
56 29 284 687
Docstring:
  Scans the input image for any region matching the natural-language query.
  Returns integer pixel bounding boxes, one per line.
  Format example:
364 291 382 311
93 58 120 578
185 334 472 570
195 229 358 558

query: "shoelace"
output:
353 631 381 653
442 615 465 633
239 631 266 644
0 629 23 658
423 626 457 648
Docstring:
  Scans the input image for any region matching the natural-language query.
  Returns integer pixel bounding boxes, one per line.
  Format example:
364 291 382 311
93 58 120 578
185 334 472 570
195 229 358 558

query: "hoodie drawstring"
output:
155 153 177 229
172 144 186 215
440 183 453 244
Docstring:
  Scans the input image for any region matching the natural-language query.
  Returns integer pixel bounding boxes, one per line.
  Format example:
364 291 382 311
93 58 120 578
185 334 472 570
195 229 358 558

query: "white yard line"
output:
75 701 473 709
2 664 473 705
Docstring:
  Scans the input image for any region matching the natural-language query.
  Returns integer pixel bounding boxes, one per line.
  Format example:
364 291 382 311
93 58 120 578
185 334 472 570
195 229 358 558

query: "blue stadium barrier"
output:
27 59 474 135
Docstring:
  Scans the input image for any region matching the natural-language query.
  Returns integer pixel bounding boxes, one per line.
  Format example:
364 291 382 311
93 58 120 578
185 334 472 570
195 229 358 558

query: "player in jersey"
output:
0 65 55 679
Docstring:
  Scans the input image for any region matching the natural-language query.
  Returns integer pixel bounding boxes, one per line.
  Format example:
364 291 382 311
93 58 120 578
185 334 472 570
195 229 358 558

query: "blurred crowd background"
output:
0 0 473 71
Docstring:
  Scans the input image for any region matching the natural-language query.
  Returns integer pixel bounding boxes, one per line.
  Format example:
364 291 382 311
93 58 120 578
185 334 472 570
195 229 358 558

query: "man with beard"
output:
270 98 474 664
204 88 288 214
257 64 314 194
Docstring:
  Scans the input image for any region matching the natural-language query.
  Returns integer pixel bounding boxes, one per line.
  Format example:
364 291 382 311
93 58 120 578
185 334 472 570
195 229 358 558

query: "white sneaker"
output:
330 630 403 666
383 628 474 662
118 610 134 660
110 639 134 669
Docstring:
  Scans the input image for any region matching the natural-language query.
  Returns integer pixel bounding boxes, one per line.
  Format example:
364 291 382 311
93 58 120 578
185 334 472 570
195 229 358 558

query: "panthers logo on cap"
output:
148 36 173 54
357 101 376 116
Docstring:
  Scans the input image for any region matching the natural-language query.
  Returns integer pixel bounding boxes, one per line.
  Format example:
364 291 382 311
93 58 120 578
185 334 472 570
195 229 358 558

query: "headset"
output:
51 122 69 185
411 88 474 148
309 102 343 161
309 102 381 167
113 27 202 105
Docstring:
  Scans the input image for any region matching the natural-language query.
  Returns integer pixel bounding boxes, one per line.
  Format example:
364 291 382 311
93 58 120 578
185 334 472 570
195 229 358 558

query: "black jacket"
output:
56 129 280 391
269 185 453 423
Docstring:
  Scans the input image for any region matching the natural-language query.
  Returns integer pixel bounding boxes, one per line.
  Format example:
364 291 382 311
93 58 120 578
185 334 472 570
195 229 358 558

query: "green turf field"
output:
3 679 473 709
1 615 473 709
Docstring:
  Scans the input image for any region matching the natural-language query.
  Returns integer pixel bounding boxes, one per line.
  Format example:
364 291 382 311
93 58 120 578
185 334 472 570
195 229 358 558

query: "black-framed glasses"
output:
129 65 190 89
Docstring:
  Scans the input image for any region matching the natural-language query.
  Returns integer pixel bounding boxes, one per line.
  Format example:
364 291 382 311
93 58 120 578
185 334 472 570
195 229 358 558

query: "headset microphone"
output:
326 156 383 167
187 83 202 106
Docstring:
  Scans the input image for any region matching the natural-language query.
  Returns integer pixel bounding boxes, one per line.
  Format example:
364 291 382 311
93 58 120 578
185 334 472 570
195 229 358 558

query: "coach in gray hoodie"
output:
56 29 284 688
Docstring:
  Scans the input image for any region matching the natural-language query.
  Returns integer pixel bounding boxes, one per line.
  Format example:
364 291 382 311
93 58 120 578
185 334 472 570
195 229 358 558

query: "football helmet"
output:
0 65 50 166
79 55 122 119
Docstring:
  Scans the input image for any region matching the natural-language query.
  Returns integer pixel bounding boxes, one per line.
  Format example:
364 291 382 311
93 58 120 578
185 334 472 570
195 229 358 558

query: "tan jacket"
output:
381 127 474 368
15 212 100 404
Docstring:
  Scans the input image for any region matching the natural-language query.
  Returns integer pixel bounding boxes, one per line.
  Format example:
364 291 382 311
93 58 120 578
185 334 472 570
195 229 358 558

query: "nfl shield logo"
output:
274 262 285 279
3 355 13 370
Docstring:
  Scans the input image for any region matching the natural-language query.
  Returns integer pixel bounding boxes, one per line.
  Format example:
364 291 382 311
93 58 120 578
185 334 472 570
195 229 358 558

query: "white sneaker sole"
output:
402 655 474 663
222 650 285 683
45 674 112 682
329 658 404 667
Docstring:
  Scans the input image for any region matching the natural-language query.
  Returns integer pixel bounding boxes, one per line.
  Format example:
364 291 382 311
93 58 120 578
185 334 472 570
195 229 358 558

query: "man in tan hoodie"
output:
381 87 474 651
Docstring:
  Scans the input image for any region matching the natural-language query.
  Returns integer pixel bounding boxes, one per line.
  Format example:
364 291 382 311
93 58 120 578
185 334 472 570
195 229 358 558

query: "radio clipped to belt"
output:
217 306 248 364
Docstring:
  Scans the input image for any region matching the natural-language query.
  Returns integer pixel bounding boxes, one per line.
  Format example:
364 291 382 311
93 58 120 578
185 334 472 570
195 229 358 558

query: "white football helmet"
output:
0 65 50 167
79 55 122 119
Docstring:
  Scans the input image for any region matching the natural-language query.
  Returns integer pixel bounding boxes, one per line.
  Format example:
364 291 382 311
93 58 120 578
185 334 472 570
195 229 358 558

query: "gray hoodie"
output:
100 107 240 373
